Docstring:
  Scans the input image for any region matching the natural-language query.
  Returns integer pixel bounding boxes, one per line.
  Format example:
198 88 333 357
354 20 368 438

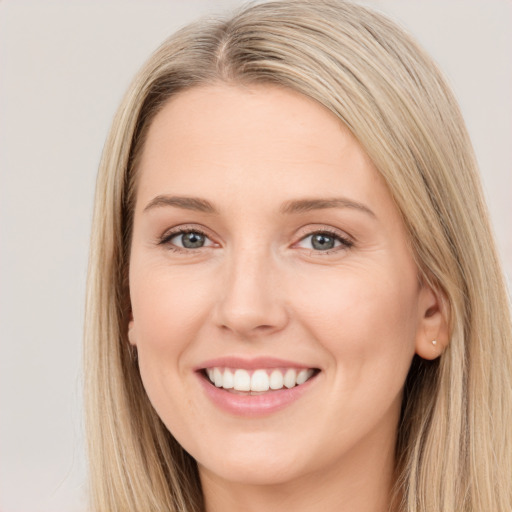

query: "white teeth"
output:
205 367 316 392
233 369 251 391
251 370 270 392
214 367 223 387
296 369 312 385
222 368 234 389
284 369 297 388
269 369 284 390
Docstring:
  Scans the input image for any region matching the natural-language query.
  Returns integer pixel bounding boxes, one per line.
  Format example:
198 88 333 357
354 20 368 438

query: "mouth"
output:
201 366 320 395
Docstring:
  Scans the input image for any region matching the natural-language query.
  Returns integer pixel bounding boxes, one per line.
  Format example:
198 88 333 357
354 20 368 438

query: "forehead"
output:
135 83 391 216
141 83 355 163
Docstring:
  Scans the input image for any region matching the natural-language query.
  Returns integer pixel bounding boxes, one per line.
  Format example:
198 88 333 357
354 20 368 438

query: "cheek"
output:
130 263 214 347
129 263 215 401
290 262 420 378
290 266 419 447
129 264 219 441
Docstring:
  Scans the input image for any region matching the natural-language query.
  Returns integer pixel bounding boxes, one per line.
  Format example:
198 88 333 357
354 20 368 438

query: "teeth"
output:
205 367 315 392
214 367 223 387
223 368 234 389
251 370 269 392
284 369 296 388
233 369 251 391
296 369 310 385
269 369 284 390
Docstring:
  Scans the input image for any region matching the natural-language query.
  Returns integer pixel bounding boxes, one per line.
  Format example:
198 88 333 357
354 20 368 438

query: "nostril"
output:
212 269 289 336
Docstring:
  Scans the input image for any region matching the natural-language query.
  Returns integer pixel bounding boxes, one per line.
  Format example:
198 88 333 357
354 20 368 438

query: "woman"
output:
84 1 512 510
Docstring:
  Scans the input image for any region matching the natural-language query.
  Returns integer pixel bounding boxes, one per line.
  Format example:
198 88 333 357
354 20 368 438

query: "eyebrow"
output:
143 195 375 218
280 197 375 217
143 195 218 214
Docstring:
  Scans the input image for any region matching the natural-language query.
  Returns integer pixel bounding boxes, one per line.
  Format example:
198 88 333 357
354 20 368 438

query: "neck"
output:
200 425 397 512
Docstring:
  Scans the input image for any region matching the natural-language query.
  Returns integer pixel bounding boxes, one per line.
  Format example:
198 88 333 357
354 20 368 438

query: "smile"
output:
197 358 321 416
205 367 317 393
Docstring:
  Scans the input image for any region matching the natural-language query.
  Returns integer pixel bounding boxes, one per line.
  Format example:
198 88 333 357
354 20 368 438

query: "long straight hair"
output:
84 1 512 510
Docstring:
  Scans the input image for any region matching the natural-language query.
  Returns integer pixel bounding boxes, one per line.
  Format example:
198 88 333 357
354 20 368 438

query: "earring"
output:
432 340 438 346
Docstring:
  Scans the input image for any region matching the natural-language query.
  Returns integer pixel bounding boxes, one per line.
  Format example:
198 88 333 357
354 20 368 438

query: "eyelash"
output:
158 227 354 254
158 226 212 252
297 229 354 254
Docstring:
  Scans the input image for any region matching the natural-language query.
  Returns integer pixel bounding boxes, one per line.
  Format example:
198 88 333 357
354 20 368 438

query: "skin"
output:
128 84 447 512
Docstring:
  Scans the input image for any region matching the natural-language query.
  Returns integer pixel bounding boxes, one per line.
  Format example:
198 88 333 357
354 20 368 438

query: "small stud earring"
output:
432 340 437 346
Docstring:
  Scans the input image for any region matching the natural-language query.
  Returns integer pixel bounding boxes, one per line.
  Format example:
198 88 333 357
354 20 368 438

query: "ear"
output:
127 313 137 346
415 280 449 360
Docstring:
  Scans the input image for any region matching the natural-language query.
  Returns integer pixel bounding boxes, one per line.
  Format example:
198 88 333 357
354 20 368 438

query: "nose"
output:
213 246 289 338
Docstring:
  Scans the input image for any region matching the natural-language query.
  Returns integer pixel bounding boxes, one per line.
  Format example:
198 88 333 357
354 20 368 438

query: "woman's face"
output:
128 84 442 487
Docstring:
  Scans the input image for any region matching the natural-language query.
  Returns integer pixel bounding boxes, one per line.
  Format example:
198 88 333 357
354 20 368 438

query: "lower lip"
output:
197 372 318 417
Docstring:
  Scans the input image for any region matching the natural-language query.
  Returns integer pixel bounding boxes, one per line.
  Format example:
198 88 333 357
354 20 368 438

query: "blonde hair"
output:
84 1 512 510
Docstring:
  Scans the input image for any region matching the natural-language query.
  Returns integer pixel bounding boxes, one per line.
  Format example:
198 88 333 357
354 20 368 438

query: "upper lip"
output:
195 356 318 371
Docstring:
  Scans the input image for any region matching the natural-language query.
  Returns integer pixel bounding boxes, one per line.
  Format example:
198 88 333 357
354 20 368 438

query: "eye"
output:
296 231 352 252
161 229 215 250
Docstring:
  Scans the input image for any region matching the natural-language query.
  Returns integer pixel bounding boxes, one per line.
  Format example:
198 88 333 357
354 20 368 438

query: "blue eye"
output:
162 230 213 250
297 231 352 251
174 231 206 248
310 233 337 250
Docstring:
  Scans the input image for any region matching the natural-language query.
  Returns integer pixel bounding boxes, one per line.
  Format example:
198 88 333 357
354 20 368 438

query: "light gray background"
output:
0 1 510 511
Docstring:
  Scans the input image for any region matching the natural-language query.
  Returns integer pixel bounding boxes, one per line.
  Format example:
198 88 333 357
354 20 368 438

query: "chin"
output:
200 454 305 486
190 431 312 486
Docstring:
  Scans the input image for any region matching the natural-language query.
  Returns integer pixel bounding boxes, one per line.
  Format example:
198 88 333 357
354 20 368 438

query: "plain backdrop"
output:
0 1 510 511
